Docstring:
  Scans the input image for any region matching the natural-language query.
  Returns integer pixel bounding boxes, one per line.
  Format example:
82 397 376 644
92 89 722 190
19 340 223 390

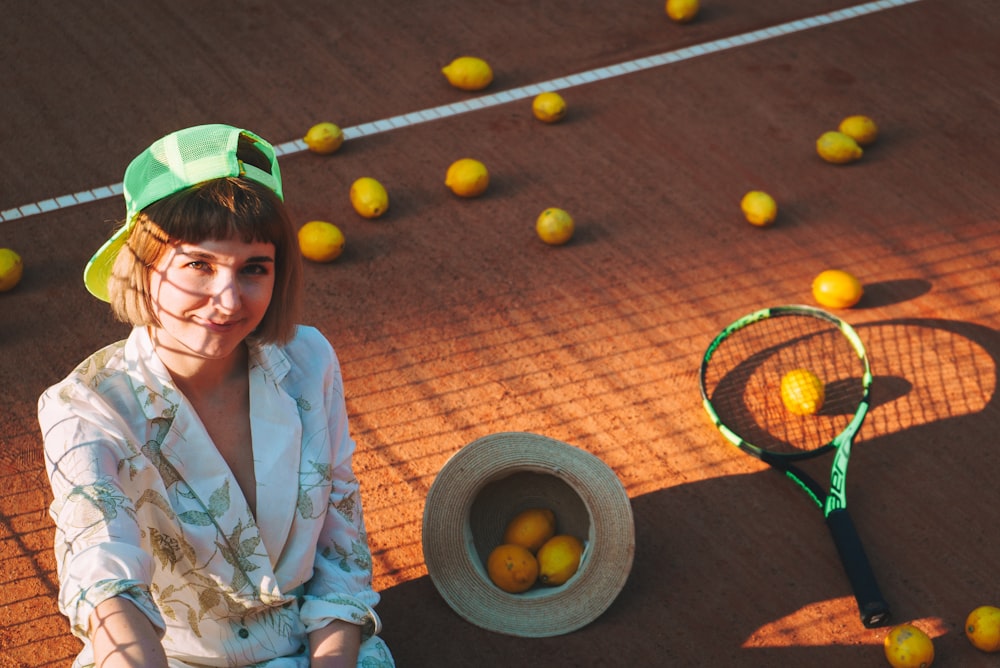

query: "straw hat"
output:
421 432 635 637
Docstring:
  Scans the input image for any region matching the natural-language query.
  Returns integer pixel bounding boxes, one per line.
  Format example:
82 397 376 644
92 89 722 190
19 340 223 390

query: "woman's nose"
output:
211 271 241 311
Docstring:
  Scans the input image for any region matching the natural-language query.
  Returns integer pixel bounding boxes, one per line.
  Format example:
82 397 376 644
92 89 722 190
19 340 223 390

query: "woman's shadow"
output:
376 318 999 667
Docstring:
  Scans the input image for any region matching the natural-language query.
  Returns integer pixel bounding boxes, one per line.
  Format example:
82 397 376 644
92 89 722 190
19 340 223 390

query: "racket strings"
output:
704 314 867 455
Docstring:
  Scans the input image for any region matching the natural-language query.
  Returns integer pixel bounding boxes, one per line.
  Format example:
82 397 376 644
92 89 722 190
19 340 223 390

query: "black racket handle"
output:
826 508 891 628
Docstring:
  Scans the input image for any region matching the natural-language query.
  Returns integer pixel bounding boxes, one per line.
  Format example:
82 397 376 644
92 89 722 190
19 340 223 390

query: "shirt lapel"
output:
127 328 291 601
247 340 302 568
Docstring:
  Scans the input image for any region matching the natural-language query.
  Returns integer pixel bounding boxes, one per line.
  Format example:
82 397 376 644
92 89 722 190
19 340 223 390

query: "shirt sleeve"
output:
296 333 382 636
38 383 167 641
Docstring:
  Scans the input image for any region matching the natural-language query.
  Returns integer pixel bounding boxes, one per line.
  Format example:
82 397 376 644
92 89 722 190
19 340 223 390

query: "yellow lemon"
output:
884 624 935 668
502 508 556 553
812 269 864 309
537 535 584 586
303 122 344 155
349 177 389 219
838 115 879 146
441 56 493 91
666 0 700 23
965 605 1000 652
780 368 825 416
445 158 490 198
297 221 345 263
532 92 567 123
816 130 863 164
740 191 778 227
486 544 539 594
536 208 574 245
0 248 23 292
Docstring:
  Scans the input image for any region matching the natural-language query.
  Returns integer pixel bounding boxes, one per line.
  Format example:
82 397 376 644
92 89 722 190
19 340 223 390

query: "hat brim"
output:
83 221 130 302
421 432 635 637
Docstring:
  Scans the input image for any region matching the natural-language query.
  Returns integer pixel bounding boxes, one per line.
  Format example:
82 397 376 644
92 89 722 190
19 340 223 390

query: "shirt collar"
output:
246 333 292 384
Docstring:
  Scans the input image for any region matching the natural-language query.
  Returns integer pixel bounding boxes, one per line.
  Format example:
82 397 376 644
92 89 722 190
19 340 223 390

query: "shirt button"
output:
238 628 249 639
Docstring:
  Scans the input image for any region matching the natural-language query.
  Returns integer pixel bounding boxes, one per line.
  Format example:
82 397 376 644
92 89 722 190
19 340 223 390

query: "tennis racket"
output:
698 304 890 628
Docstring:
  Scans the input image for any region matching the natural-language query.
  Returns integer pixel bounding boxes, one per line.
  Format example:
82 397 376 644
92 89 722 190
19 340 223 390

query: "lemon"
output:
965 605 1000 652
740 191 778 227
536 208 574 246
502 508 556 553
441 56 493 91
816 130 863 164
486 544 539 594
884 624 935 668
532 92 567 123
666 0 700 23
537 535 584 586
303 122 344 155
838 115 879 146
349 177 389 219
298 221 345 263
0 248 23 292
780 368 825 416
812 269 864 309
445 158 490 198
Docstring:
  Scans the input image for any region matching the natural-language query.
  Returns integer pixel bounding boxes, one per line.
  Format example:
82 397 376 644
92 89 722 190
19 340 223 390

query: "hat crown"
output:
123 124 282 221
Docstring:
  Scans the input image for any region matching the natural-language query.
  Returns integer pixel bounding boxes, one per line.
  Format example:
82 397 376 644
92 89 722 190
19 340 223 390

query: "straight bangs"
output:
154 177 286 250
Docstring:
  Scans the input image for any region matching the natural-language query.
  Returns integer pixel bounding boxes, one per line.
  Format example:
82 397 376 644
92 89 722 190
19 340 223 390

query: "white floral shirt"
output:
38 325 393 667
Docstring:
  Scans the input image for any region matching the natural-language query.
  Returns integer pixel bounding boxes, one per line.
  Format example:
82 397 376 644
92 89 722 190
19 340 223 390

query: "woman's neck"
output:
150 328 249 400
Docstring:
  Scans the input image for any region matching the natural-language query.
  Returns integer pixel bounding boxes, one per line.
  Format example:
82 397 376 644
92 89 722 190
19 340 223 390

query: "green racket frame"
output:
699 304 890 628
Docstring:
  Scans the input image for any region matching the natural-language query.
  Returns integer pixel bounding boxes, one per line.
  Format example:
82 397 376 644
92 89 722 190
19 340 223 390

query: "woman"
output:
38 124 394 667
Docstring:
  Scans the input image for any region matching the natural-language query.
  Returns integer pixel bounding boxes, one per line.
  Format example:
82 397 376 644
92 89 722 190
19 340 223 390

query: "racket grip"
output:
825 508 891 628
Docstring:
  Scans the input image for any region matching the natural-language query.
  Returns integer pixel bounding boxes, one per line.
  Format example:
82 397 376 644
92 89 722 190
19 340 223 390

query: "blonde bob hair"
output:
107 177 302 344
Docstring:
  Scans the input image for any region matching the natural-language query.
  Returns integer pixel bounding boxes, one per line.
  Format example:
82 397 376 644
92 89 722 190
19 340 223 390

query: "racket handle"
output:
825 508 892 628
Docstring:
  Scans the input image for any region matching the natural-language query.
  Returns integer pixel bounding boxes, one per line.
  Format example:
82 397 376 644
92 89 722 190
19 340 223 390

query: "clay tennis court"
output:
2 0 999 665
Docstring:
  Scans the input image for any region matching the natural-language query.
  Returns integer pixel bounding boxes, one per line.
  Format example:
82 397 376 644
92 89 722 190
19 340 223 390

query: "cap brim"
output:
83 223 130 302
421 432 635 637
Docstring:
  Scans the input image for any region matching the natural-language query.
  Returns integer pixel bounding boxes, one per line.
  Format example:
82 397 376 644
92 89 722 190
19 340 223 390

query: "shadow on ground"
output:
378 318 1000 667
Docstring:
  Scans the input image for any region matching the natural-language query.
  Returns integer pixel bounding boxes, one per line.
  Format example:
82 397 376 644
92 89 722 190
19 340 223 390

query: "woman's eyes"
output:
242 263 271 276
182 261 271 275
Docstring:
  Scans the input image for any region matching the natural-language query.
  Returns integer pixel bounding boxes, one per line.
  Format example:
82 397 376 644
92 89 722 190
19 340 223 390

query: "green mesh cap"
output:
83 123 283 302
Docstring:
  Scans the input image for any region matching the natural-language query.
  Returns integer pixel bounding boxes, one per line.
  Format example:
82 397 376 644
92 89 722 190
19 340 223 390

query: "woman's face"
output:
148 237 276 367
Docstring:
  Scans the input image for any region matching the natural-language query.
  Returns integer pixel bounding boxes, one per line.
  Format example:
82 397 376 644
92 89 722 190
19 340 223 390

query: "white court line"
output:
1 0 922 224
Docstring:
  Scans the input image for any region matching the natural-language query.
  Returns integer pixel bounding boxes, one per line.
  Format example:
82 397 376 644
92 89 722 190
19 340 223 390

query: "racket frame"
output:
699 304 890 628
